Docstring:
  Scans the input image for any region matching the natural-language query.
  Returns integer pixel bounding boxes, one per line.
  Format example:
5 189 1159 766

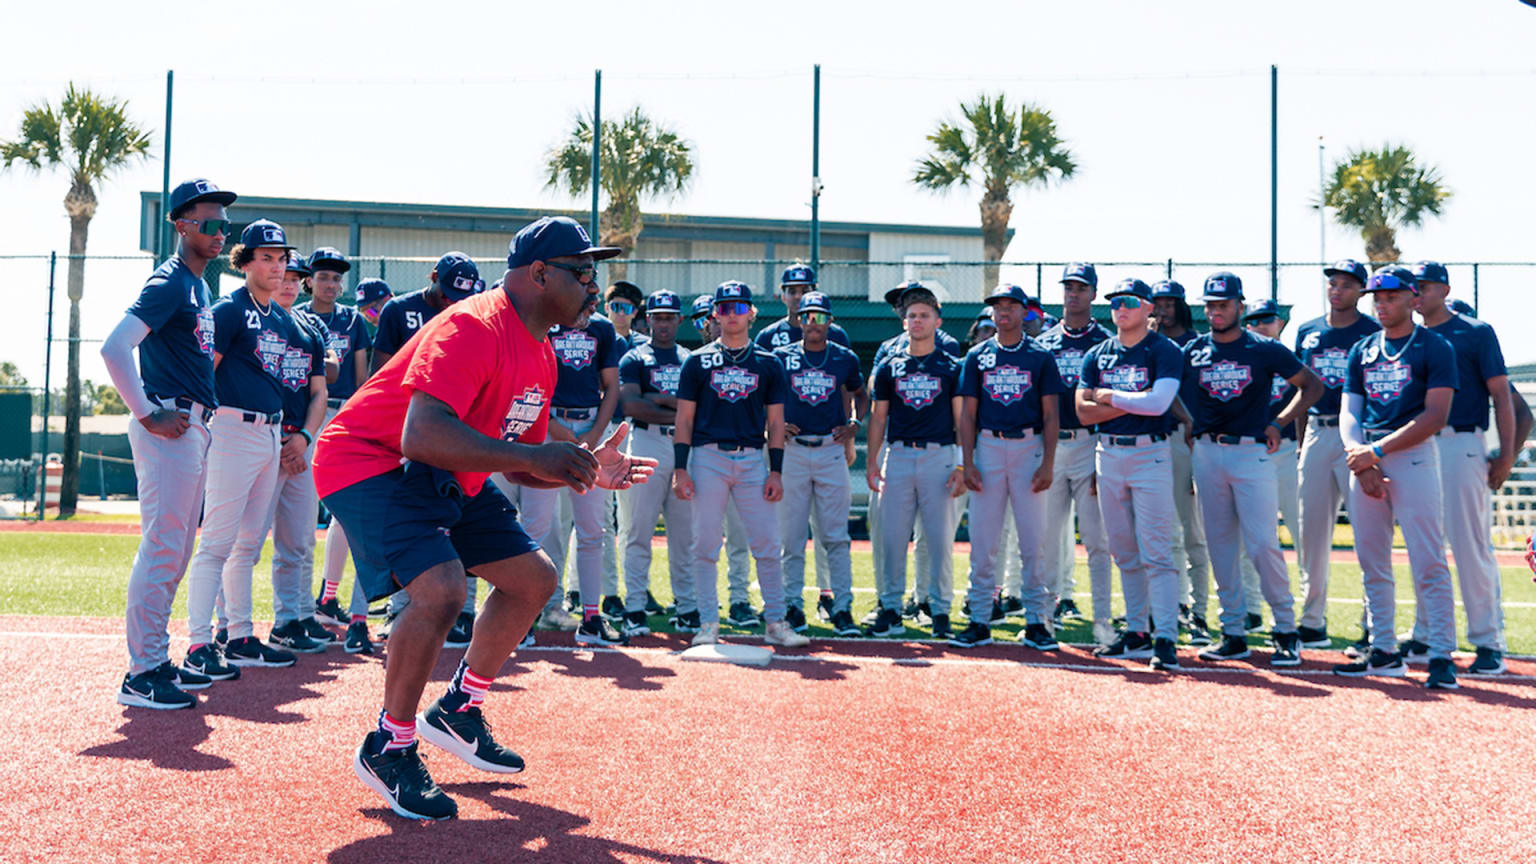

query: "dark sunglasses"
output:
607 300 637 315
799 311 831 325
178 217 230 236
716 301 752 316
1109 296 1144 310
1246 314 1279 325
545 260 598 284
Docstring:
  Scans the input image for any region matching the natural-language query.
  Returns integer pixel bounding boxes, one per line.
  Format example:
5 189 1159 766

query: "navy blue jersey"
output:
372 288 441 357
1078 331 1183 437
871 329 964 371
958 337 1065 432
1035 321 1112 430
549 315 618 409
619 341 690 399
1165 329 1202 428
1345 326 1459 431
775 341 863 435
295 301 371 399
279 309 327 426
874 349 963 445
755 318 851 351
126 254 218 408
1430 315 1508 430
1295 313 1381 416
211 286 300 414
677 341 788 448
616 329 650 357
1182 332 1302 438
1268 374 1298 441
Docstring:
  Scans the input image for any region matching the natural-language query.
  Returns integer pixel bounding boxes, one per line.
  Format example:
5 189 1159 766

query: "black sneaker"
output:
368 603 390 618
948 621 993 648
1297 625 1330 649
518 627 536 649
866 607 905 638
443 612 474 649
621 611 651 638
117 663 195 710
1333 648 1407 678
1095 631 1153 659
1054 598 1082 621
1198 635 1252 662
565 590 581 613
575 614 628 646
1150 638 1180 671
1468 647 1506 676
829 609 863 637
1270 632 1301 668
215 627 228 647
353 733 457 821
269 620 326 654
173 663 212 691
345 621 375 655
300 616 337 646
314 596 346 627
225 635 297 668
669 609 701 633
1021 622 1059 651
726 602 763 628
378 611 398 642
182 643 240 681
930 613 952 639
901 596 920 619
600 595 625 621
1187 616 1213 646
1399 638 1430 665
418 697 526 774
816 594 835 622
861 606 884 627
987 599 1006 626
1244 613 1264 633
914 601 934 627
1425 657 1459 690
1343 631 1371 660
1177 603 1192 630
1000 595 1026 617
644 591 665 616
784 604 808 633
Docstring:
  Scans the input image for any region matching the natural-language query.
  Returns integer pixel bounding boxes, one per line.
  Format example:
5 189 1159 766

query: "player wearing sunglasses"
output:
754 265 851 351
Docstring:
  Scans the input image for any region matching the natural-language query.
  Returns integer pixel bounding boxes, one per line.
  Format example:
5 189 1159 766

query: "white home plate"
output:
679 643 774 666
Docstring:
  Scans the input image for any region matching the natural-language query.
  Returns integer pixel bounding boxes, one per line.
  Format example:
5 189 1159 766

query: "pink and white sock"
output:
377 710 415 753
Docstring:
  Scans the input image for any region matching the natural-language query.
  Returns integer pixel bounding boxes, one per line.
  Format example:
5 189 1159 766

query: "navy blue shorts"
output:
322 464 539 601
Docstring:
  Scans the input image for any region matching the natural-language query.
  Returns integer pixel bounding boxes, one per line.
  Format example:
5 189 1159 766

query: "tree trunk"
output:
59 182 96 517
1362 225 1399 263
599 197 643 284
978 195 1014 298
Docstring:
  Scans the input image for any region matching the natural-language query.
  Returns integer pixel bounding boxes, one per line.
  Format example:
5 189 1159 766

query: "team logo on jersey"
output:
325 330 350 356
1362 360 1411 403
1054 348 1086 386
1099 364 1148 391
710 366 760 402
1270 374 1288 404
896 372 942 409
255 329 288 378
1199 360 1253 401
982 365 1033 405
195 306 215 357
790 368 838 405
501 384 546 441
551 330 599 370
650 364 682 395
1309 347 1349 389
279 346 312 392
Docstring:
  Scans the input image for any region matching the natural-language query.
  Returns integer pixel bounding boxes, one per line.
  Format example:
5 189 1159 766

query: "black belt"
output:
238 410 283 425
554 407 597 419
1453 424 1482 434
889 439 953 449
1059 428 1088 440
326 397 345 409
712 442 763 452
983 428 1040 440
632 421 674 435
1200 433 1261 445
152 395 214 424
1102 433 1168 447
792 436 830 447
1311 416 1340 427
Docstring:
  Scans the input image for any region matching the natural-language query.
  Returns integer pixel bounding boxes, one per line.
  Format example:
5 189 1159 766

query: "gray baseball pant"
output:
602 422 622 596
1047 431 1112 622
868 488 935 609
618 426 696 615
778 436 854 614
524 414 608 612
1193 440 1298 637
724 497 753 605
318 405 370 619
1095 438 1180 642
1297 419 1350 630
689 444 785 625
1239 438 1299 619
877 443 956 615
124 401 210 674
1169 425 1211 617
964 434 1050 625
263 440 319 628
1412 430 1504 651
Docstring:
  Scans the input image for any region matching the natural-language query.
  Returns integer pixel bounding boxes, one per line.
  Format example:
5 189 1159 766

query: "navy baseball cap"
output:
976 307 994 321
1450 298 1477 317
1364 265 1417 294
286 256 312 277
714 281 753 305
1150 280 1185 299
309 247 350 274
167 178 236 220
356 278 392 306
1412 260 1450 285
1105 277 1152 300
1323 258 1369 286
884 280 925 308
507 216 621 269
985 283 1031 306
1061 262 1097 288
437 255 484 301
645 290 683 315
690 295 714 319
1201 271 1244 302
798 291 831 314
781 265 816 287
239 219 294 251
1243 298 1282 321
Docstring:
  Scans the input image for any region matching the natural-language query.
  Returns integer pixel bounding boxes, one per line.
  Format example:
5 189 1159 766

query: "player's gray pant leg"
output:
1297 421 1350 630
997 502 1021 598
1193 441 1297 638
1169 426 1211 615
125 413 210 674
620 427 695 615
1416 431 1504 650
965 435 1048 624
268 450 319 627
1239 439 1298 620
1047 433 1111 620
1095 440 1179 642
690 446 785 624
880 444 957 616
779 439 853 613
724 497 752 605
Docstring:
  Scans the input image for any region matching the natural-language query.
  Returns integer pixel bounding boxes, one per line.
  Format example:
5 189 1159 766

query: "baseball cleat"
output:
344 621 375 655
172 665 213 691
948 621 993 648
442 612 474 649
816 594 835 622
313 596 346 627
726 602 763 629
691 622 720 645
117 663 195 710
1244 613 1264 633
268 620 326 654
1297 625 1331 650
299 616 337 646
1398 638 1431 665
866 607 905 638
1198 635 1252 662
1269 632 1302 667
1021 622 1059 651
764 620 810 647
1054 598 1082 621
182 643 240 681
538 607 581 631
829 609 863 637
1095 631 1153 660
1187 616 1213 646
600 595 626 622
784 604 809 633
914 601 934 627
225 636 297 668
1150 638 1180 671
1467 647 1506 676
621 611 651 638
929 613 953 640
575 615 628 646
417 698 525 774
644 591 665 616
353 733 457 821
999 595 1027 617
1424 657 1459 690
669 609 702 633
1332 648 1406 678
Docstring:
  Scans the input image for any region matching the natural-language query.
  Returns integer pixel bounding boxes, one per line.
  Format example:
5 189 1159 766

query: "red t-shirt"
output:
313 289 556 499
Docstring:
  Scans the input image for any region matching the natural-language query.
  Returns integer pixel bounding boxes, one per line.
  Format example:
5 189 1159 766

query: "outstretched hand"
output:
588 422 659 491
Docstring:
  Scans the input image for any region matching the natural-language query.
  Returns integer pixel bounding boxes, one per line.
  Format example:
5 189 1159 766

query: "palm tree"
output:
913 93 1076 293
2 84 152 516
1320 145 1450 263
544 106 694 280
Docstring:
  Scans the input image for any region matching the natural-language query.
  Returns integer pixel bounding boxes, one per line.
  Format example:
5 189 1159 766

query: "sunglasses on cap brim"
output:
1368 274 1415 293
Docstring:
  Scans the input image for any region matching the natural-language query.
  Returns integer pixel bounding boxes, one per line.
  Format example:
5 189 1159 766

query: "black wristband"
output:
768 447 784 473
673 442 690 470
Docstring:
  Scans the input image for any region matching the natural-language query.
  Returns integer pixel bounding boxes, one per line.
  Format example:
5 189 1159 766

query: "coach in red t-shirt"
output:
314 216 655 821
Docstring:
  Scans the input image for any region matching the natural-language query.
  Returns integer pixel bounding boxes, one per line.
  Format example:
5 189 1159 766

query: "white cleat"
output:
764 620 810 648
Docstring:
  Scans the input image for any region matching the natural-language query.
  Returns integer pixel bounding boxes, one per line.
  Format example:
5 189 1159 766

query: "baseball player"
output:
101 178 235 707
1035 263 1115 645
183 219 305 671
355 277 393 328
1293 259 1381 650
865 283 966 640
315 215 653 821
773 292 868 637
754 265 852 350
614 290 695 637
599 280 649 618
1181 273 1322 667
1332 265 1458 689
671 281 808 648
952 283 1063 648
1076 277 1187 671
1399 261 1515 675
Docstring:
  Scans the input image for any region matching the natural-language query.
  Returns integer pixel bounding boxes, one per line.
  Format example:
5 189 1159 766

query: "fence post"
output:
590 69 602 242
1035 262 1042 299
37 252 57 520
1166 258 1173 280
1473 262 1480 314
157 70 174 263
97 450 106 501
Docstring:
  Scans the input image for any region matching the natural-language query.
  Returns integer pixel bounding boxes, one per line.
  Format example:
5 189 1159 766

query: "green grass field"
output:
5 531 1534 654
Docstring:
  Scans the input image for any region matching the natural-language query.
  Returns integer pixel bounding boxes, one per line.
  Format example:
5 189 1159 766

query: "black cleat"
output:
949 621 993 648
930 613 953 639
1244 612 1264 633
1468 647 1506 676
268 620 326 654
314 596 346 627
816 594 835 622
784 604 808 633
1333 648 1406 678
182 643 240 681
117 663 195 710
225 635 296 668
575 614 628 646
901 596 920 620
300 616 337 646
565 590 581 613
443 612 475 649
1424 657 1459 690
726 602 763 628
644 591 665 616
914 601 934 627
621 610 651 638
987 599 1006 626
600 595 626 622
1187 616 1213 646
1297 625 1330 649
829 609 863 637
1150 638 1180 671
999 595 1026 617
1343 630 1371 660
1270 632 1302 667
214 627 228 647
418 697 526 774
669 609 701 633
1399 638 1431 665
353 733 458 821
1198 635 1252 662
866 607 905 638
1095 631 1153 659
1021 622 1059 651
1054 598 1082 621
173 664 212 691
345 621 375 655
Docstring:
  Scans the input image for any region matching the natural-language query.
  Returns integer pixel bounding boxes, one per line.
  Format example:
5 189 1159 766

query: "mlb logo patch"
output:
1199 360 1253 401
710 367 760 403
262 227 284 244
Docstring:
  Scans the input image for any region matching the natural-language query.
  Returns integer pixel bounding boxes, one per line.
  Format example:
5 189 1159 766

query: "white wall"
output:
865 231 988 302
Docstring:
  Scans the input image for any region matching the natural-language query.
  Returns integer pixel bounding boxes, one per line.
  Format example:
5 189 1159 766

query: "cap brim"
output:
312 261 351 274
186 190 237 209
1322 268 1364 283
1060 276 1094 286
1104 290 1146 300
883 289 905 306
1200 294 1240 302
582 246 623 261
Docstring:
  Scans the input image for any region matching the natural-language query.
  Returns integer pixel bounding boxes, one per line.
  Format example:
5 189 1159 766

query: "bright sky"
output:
3 0 1535 386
